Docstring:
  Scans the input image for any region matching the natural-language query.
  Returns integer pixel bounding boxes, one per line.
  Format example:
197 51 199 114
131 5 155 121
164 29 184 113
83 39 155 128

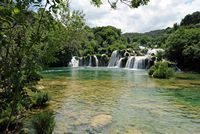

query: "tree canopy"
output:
180 11 200 26
165 27 200 71
91 0 150 8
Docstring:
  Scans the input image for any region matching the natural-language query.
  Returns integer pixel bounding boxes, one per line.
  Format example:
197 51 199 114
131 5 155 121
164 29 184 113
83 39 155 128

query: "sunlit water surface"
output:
39 67 200 134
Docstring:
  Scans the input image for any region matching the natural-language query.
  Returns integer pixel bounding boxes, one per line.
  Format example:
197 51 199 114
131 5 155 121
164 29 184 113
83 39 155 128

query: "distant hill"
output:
181 11 200 26
123 11 200 43
124 29 166 38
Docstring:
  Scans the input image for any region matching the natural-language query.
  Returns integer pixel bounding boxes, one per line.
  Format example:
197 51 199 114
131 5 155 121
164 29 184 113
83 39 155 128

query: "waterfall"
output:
117 58 124 68
70 56 79 67
89 56 92 66
147 49 164 55
108 50 120 67
94 55 98 67
133 56 147 69
125 56 135 68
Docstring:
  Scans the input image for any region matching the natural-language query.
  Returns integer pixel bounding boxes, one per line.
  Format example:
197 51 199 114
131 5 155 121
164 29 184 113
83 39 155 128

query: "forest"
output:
0 0 200 133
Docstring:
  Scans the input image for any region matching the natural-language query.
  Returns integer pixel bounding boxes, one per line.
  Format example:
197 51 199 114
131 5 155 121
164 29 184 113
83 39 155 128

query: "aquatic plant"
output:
33 92 50 107
31 111 55 134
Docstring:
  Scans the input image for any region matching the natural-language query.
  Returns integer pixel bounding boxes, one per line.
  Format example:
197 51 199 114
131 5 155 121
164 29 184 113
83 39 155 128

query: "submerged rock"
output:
125 128 148 134
90 114 112 128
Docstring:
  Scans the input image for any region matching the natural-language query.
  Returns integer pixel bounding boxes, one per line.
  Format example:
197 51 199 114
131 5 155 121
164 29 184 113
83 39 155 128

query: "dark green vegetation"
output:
0 0 84 132
31 111 55 134
180 11 200 26
33 92 50 107
0 0 150 133
91 0 150 8
79 26 128 57
165 28 200 72
148 62 175 79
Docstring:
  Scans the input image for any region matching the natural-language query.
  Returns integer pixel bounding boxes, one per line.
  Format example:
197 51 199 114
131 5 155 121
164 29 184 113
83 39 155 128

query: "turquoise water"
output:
40 67 200 134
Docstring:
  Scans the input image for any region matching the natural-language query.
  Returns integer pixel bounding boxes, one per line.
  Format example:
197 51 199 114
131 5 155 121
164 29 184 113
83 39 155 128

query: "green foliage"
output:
49 10 86 67
148 66 156 76
176 73 200 80
165 27 200 71
180 11 200 26
0 102 25 132
0 106 13 131
34 92 50 107
31 111 55 134
148 62 175 79
123 29 169 48
91 0 150 8
0 0 82 132
78 26 127 57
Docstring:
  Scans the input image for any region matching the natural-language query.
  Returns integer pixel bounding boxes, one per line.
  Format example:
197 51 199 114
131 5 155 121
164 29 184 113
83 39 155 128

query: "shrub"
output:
34 92 50 107
148 61 175 79
31 111 55 134
166 68 175 78
0 103 23 132
148 66 156 76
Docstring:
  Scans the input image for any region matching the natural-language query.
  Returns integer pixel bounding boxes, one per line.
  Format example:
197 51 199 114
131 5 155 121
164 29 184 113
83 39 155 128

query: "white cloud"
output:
70 0 200 33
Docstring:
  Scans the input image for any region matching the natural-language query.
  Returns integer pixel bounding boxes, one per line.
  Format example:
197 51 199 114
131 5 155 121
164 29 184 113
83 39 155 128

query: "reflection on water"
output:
40 67 200 134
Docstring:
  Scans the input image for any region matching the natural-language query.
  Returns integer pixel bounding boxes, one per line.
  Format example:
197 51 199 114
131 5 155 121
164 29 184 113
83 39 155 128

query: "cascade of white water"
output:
94 55 98 67
133 56 147 69
108 50 120 67
117 58 124 68
70 56 79 67
125 56 135 68
88 56 92 66
147 49 164 55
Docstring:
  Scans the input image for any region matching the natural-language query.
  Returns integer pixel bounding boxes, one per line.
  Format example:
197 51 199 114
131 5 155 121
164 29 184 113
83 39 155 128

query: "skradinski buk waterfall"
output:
108 50 121 67
88 56 92 66
70 56 79 67
93 55 98 67
125 56 135 68
70 48 163 69
117 58 124 68
88 55 98 67
147 49 164 55
133 56 148 69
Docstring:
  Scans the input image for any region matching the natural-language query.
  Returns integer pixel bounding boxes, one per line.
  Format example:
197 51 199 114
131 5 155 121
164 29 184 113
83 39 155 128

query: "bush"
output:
156 51 165 61
0 103 24 132
148 61 175 79
166 68 175 78
148 66 156 76
31 111 55 134
34 92 50 107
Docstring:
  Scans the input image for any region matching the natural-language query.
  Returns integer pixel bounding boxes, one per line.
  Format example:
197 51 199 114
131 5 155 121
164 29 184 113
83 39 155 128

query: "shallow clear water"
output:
40 67 200 134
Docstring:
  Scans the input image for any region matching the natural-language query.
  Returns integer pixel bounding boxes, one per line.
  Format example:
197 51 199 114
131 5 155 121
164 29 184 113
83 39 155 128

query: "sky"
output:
70 0 200 33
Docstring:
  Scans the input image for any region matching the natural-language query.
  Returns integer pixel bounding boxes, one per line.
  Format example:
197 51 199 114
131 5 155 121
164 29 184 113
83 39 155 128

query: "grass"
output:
176 73 200 80
31 111 55 134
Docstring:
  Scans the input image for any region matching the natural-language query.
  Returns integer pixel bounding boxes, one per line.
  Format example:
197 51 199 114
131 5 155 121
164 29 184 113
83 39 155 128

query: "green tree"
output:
91 0 150 8
165 28 200 71
0 1 69 132
180 11 200 26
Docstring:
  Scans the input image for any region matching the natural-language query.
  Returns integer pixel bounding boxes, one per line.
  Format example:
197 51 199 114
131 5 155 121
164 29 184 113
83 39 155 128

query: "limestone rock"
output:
91 114 112 128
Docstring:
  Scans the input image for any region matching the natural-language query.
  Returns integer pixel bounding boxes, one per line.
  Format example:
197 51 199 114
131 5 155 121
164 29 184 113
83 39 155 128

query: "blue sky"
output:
70 0 200 33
